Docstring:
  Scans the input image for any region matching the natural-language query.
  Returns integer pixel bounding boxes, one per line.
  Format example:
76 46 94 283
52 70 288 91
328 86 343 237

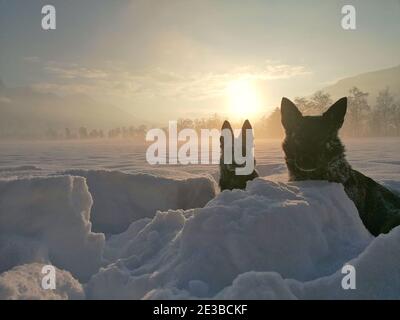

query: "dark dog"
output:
281 97 400 235
219 120 259 191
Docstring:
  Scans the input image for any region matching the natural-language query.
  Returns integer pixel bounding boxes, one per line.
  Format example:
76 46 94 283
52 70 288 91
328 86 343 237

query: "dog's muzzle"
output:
294 155 319 172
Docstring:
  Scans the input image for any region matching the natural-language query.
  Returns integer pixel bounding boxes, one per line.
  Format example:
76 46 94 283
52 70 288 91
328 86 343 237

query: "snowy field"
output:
1 138 400 182
0 138 400 299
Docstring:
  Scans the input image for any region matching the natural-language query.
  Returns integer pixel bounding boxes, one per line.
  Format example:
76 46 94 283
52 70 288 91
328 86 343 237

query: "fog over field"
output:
1 138 400 182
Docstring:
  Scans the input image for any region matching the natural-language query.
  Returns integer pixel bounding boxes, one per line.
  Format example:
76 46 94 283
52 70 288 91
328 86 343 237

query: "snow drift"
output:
85 178 400 300
63 170 217 234
2 172 399 299
216 225 400 300
0 176 104 281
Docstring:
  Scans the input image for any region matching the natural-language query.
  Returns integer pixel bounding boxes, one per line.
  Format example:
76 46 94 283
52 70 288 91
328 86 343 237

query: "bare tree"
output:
79 127 88 139
293 97 311 113
393 102 400 136
309 91 332 114
293 91 332 115
347 87 370 137
372 88 395 136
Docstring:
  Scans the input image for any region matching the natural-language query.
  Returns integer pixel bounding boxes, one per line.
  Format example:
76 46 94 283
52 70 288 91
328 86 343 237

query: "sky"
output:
0 0 399 123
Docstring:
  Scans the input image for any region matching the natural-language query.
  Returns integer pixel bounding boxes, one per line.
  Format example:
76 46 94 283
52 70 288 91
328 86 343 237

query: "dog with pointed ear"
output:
280 96 400 236
219 119 259 191
281 97 348 178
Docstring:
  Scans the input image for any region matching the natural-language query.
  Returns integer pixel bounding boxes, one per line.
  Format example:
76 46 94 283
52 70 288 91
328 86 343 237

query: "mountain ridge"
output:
322 64 400 103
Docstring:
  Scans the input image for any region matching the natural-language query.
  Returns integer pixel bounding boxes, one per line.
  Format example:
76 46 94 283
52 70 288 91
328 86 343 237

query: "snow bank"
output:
87 179 383 299
292 225 400 299
63 170 217 234
0 176 104 281
0 263 85 300
217 225 400 300
3 173 399 299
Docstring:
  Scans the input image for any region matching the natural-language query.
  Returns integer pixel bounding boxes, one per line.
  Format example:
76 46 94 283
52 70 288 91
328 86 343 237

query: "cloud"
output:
32 60 310 102
22 56 40 63
45 63 108 80
230 62 310 81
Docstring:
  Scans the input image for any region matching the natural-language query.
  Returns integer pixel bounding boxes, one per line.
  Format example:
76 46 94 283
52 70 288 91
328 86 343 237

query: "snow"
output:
0 263 84 300
86 179 383 299
2 138 399 183
216 225 400 300
0 138 400 299
63 170 217 234
0 176 105 281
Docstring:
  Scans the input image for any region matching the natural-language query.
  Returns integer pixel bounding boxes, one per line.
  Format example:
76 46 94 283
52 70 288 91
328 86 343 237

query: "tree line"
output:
43 86 400 140
256 87 400 138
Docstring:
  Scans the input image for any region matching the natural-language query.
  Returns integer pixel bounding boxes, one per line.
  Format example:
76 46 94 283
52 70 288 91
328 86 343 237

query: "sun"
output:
226 78 261 120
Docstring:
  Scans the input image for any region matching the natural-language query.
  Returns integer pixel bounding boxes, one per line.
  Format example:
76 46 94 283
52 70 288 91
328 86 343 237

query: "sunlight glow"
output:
226 78 261 119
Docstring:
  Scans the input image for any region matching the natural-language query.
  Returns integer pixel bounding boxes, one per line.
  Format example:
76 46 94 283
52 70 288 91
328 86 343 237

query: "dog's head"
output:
220 119 254 172
219 119 258 190
281 97 347 177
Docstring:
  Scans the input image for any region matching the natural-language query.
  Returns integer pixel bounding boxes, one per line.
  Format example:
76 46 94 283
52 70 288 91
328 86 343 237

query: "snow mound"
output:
0 176 105 281
3 174 399 299
87 179 379 299
217 225 400 300
63 170 217 234
0 263 84 300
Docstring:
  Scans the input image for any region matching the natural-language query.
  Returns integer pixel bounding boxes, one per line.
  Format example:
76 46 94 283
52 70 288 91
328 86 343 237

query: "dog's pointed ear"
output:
241 119 253 152
281 97 302 131
220 120 234 144
323 97 347 129
221 120 233 133
241 119 252 133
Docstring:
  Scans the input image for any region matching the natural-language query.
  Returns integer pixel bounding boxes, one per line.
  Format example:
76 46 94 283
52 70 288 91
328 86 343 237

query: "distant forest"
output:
256 86 400 138
262 86 400 138
37 86 400 140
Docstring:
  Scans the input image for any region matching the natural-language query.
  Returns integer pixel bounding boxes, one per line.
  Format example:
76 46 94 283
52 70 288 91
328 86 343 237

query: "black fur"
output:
281 97 400 236
219 120 259 191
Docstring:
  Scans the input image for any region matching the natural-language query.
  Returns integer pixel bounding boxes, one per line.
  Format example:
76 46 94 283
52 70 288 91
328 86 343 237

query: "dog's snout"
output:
296 154 317 170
